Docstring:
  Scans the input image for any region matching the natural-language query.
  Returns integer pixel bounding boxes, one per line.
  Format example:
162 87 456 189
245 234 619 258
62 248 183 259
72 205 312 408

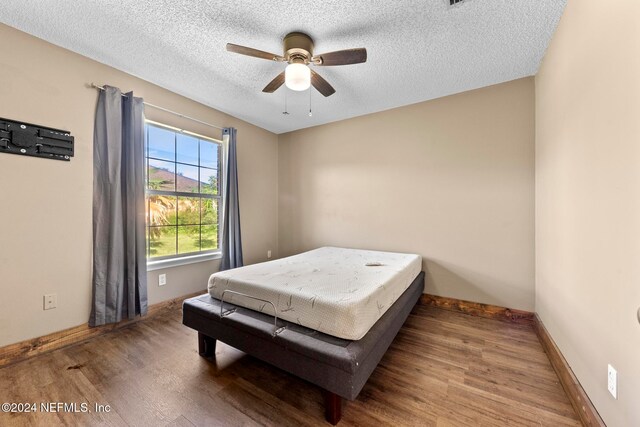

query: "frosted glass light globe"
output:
285 63 311 91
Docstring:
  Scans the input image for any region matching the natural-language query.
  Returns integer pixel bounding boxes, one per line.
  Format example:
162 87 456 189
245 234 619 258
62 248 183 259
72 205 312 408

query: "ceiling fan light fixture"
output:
227 32 366 97
285 63 311 91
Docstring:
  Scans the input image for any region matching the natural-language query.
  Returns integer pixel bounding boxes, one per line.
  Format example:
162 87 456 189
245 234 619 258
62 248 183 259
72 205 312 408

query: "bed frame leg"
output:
198 332 216 359
323 390 342 425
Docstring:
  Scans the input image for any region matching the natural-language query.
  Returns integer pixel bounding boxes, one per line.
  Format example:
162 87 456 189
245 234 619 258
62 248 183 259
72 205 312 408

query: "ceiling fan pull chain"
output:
309 88 313 117
283 90 290 115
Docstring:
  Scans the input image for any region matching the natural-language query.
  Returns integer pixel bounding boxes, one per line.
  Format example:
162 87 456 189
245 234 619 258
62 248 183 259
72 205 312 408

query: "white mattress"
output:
207 247 421 340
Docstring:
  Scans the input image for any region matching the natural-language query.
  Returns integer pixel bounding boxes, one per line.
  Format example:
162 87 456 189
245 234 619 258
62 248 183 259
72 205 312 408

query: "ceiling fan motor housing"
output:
283 32 314 63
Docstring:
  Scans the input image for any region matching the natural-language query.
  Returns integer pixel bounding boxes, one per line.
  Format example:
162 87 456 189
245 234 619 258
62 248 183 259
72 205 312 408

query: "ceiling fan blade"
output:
312 48 367 66
226 43 284 61
262 72 286 93
310 70 336 97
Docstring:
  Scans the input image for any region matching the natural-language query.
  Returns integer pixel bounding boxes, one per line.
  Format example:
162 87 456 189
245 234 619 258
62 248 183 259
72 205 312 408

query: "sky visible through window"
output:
147 125 218 180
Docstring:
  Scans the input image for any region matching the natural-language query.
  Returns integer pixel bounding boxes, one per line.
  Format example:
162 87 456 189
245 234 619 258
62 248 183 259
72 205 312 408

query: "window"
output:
145 121 222 261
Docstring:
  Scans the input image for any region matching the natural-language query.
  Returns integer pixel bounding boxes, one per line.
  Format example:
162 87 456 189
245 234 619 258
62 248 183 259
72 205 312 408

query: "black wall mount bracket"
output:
0 117 74 161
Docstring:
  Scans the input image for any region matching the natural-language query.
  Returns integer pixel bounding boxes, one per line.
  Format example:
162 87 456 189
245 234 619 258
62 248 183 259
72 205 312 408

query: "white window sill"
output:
147 252 222 271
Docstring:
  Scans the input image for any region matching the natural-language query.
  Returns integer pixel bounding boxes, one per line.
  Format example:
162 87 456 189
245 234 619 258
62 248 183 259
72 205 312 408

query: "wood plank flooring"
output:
0 304 581 426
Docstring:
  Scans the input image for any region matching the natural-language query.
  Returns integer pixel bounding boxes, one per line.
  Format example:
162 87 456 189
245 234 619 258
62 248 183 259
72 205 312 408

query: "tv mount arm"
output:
0 117 74 161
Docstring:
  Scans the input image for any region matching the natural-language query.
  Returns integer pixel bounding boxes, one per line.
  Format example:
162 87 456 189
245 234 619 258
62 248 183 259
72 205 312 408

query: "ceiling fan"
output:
226 32 367 97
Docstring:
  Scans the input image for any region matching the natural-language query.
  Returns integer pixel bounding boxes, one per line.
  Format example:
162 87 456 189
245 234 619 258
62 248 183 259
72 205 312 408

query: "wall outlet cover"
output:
159 274 167 286
43 293 57 310
607 364 617 399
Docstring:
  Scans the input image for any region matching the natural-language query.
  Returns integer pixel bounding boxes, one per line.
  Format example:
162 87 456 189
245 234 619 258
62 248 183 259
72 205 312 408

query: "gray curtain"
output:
220 127 243 270
90 86 148 327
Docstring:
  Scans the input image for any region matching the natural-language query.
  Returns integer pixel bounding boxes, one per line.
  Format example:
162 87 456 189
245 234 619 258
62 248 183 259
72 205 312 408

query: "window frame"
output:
144 120 225 268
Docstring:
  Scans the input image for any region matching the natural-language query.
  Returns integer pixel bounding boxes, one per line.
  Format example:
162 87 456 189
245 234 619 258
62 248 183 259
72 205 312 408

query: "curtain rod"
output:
89 83 224 131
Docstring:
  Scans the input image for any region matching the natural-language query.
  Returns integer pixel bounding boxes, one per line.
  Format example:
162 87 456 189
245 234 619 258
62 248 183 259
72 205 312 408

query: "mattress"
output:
207 247 421 340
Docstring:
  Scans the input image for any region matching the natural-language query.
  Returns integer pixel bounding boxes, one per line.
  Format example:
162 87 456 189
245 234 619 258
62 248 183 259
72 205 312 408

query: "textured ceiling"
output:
0 0 566 134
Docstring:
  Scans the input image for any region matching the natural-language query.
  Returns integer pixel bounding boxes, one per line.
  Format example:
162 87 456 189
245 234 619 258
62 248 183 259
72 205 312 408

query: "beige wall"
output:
279 78 535 311
535 1 640 425
0 24 279 347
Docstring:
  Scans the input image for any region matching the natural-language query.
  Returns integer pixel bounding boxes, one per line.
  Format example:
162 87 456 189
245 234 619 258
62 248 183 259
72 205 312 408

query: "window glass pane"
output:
176 163 199 193
148 195 177 227
145 197 150 225
200 140 219 169
148 159 175 191
177 133 199 166
145 224 150 258
200 168 219 195
178 226 200 254
177 197 200 225
149 226 176 257
201 198 218 225
145 122 222 260
148 125 175 161
201 225 218 250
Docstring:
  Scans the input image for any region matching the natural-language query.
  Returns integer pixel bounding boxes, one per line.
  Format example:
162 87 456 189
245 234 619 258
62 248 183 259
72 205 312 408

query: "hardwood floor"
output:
0 304 581 427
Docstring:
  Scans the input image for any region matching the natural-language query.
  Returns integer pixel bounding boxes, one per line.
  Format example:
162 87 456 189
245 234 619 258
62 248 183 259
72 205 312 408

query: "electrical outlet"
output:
43 294 57 310
608 364 617 399
267 250 272 259
158 274 167 287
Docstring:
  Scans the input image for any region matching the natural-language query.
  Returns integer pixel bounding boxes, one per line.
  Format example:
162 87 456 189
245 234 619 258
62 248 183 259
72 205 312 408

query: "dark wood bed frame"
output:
182 271 425 424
